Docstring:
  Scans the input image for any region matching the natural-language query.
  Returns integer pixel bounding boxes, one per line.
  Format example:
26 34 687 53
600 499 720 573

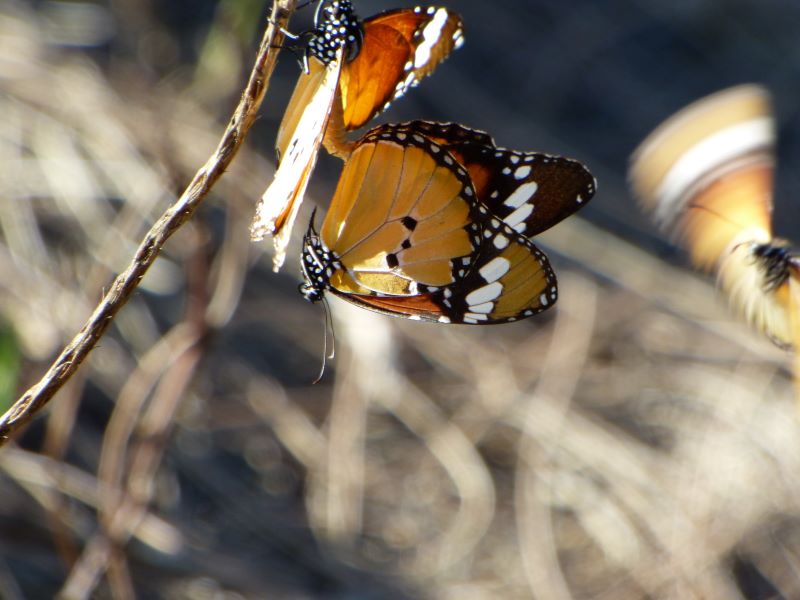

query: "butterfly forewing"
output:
378 121 596 237
339 7 464 130
338 24 411 130
629 84 775 261
679 161 773 271
447 143 596 237
395 120 494 147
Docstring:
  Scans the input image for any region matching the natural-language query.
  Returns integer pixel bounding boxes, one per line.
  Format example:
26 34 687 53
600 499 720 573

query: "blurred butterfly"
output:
300 121 596 324
629 84 800 350
251 1 464 270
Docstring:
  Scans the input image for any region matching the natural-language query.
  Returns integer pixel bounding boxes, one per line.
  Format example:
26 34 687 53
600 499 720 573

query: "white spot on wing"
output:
493 234 510 249
465 312 489 321
479 257 511 282
466 281 503 305
514 165 532 179
414 8 448 69
652 117 773 228
505 203 534 228
469 302 494 314
504 181 539 209
452 29 464 49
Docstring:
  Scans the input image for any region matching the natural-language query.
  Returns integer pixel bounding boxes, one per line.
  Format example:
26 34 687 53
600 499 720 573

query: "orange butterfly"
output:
252 1 464 270
301 121 596 323
629 84 800 355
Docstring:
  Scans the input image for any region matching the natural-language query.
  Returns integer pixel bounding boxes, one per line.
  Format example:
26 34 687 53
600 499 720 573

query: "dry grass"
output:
0 2 798 599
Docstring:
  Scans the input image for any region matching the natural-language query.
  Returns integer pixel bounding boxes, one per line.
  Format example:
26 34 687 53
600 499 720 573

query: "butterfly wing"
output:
385 121 596 237
444 139 596 238
304 123 556 323
252 54 342 271
426 214 558 324
629 84 775 271
338 7 464 130
254 1 364 269
320 122 479 297
333 225 557 324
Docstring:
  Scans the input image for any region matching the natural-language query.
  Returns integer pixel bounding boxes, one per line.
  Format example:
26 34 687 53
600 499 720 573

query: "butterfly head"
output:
300 213 336 303
307 0 364 65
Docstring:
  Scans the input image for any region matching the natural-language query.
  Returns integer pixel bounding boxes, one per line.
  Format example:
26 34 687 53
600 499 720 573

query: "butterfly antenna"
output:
312 296 336 384
323 295 336 360
295 0 321 11
685 200 748 231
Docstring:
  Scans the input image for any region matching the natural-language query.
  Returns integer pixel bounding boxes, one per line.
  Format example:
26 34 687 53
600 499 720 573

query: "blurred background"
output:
1 0 800 597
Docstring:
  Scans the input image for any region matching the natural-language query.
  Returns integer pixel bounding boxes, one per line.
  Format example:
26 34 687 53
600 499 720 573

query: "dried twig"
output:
0 0 297 446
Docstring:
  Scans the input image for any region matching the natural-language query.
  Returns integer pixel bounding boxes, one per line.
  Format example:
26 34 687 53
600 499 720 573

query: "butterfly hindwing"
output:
428 210 557 324
317 218 557 324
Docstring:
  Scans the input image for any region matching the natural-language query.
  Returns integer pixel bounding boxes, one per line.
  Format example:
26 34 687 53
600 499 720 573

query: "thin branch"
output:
0 0 298 446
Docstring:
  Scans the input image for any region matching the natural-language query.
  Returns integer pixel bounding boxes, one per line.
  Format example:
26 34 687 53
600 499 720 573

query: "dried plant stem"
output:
0 0 297 447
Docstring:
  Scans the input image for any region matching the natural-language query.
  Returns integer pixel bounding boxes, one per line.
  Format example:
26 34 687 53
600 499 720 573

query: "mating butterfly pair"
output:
254 1 596 324
301 121 595 324
629 84 799 350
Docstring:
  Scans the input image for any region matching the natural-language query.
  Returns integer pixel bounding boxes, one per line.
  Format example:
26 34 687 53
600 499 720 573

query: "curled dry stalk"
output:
0 0 298 446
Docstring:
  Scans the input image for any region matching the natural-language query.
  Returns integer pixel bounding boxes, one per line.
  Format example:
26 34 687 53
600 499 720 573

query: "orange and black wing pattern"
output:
300 1 464 139
629 84 799 348
387 121 597 237
339 6 464 130
299 122 597 324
